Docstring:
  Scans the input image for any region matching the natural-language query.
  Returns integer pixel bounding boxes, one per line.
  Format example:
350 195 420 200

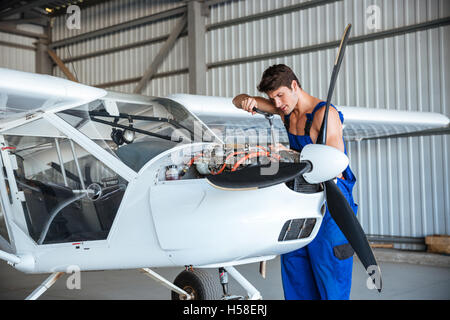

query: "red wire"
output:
231 151 280 171
210 151 246 175
188 147 282 175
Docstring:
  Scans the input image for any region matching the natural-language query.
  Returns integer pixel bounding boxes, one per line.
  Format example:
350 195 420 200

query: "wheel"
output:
171 269 221 300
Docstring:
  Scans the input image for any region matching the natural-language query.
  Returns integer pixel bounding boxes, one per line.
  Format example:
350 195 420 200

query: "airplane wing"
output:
167 94 449 142
167 93 289 144
0 69 447 142
0 68 107 129
338 106 449 141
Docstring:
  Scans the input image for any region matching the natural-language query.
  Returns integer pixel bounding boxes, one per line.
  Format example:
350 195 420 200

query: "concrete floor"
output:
0 250 449 300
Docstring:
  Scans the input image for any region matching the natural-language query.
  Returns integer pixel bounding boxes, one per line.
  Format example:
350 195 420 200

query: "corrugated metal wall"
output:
52 0 188 95
0 24 39 72
34 0 450 241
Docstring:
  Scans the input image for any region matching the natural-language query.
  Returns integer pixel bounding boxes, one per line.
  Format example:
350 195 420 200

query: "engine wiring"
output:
231 151 280 172
184 145 283 176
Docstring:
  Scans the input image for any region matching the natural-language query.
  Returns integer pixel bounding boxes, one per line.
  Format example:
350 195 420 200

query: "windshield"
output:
56 92 219 172
1 131 128 245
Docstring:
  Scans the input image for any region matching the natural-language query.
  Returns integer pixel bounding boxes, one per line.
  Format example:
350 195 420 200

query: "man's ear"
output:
291 80 298 91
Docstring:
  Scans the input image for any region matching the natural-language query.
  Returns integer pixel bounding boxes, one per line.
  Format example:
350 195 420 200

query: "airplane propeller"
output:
206 24 381 292
313 23 382 292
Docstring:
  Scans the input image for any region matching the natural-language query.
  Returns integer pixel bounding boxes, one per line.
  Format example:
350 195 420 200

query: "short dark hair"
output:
257 64 301 93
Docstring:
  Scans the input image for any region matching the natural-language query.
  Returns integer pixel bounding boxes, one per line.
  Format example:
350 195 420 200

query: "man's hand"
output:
241 96 259 115
232 94 280 115
232 94 258 115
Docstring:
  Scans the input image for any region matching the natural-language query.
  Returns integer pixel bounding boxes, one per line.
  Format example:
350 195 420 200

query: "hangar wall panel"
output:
50 0 450 241
0 30 37 73
52 0 184 42
52 0 187 97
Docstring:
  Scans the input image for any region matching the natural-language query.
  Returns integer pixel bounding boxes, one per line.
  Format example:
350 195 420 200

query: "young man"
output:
232 64 358 300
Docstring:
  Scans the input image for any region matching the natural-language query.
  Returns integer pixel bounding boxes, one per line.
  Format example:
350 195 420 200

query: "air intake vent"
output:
278 218 316 242
285 175 321 193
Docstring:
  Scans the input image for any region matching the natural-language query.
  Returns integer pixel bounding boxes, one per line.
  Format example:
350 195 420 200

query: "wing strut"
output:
0 249 21 264
25 272 65 300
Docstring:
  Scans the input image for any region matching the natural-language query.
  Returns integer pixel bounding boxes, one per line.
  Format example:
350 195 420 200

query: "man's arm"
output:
309 107 346 179
232 94 282 115
309 106 345 153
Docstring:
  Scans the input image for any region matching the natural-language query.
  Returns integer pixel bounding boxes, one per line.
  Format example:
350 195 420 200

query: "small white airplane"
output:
0 68 447 300
0 27 448 300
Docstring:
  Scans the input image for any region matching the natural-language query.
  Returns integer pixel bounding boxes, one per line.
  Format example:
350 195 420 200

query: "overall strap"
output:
284 102 344 137
283 112 291 132
304 119 312 136
304 101 328 137
310 102 344 124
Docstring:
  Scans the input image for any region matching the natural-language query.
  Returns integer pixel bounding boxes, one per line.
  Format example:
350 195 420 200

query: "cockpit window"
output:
56 92 217 172
2 132 127 245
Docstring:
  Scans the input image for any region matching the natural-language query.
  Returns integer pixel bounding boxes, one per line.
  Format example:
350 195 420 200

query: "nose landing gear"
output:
219 267 245 300
171 268 221 300
171 265 262 300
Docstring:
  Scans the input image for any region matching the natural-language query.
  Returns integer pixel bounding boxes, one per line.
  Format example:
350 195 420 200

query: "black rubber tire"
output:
171 269 221 300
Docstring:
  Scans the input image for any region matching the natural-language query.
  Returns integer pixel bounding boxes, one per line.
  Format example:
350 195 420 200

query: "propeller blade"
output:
310 24 382 291
324 180 382 292
206 162 311 190
317 23 352 145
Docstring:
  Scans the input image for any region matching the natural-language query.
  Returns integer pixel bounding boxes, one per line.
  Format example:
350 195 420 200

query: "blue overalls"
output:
280 101 358 300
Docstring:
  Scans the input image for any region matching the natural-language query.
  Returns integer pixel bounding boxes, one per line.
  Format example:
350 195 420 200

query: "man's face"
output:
267 84 298 115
